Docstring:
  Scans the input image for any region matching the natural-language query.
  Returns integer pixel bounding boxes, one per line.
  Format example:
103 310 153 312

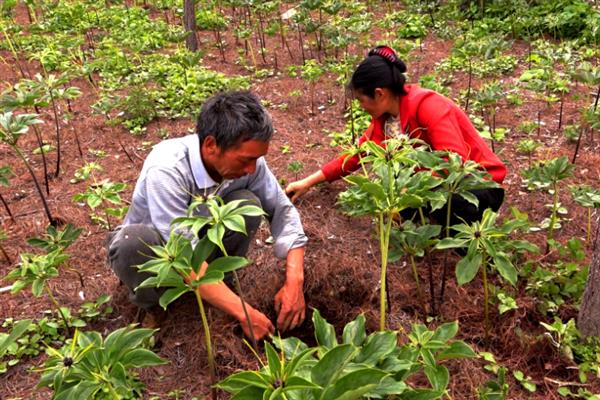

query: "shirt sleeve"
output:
247 158 308 259
144 166 192 242
320 121 377 182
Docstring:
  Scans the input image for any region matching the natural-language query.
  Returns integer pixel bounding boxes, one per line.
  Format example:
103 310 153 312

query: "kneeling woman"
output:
286 45 507 225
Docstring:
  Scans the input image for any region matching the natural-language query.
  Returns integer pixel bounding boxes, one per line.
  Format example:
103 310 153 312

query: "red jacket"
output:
321 84 507 184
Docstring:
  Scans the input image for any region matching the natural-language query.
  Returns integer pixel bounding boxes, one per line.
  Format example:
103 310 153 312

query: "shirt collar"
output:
186 134 218 190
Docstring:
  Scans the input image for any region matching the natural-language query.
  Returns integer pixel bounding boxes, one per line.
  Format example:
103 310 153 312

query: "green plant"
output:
70 162 103 184
73 181 128 230
0 319 32 374
77 294 113 321
513 370 536 393
300 59 324 114
515 138 540 168
27 223 82 253
218 310 475 399
338 138 443 329
37 325 166 399
478 351 509 400
436 209 537 338
0 112 56 225
0 165 15 223
287 160 304 180
522 156 575 246
4 250 73 331
569 185 600 243
137 193 264 399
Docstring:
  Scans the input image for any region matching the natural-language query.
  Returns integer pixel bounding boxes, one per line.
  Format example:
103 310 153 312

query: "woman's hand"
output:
285 179 312 202
285 170 326 202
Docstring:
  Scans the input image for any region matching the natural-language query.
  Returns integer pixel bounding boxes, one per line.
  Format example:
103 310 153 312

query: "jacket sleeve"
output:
320 121 377 182
415 96 472 160
247 158 308 259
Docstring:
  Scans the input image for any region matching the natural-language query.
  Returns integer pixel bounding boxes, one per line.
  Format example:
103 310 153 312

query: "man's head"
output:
197 91 273 181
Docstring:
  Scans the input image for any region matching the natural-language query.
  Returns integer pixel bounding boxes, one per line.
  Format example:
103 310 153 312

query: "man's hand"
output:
274 281 305 331
240 307 274 340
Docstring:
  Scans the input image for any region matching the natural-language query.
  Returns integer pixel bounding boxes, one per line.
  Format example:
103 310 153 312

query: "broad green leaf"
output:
424 365 449 392
342 314 366 346
431 321 458 342
312 309 337 349
455 253 482 285
437 341 476 360
230 385 267 400
159 286 189 309
207 256 249 274
223 214 247 234
355 331 397 365
265 342 281 380
435 237 468 250
319 368 388 400
283 376 320 391
311 344 357 387
0 319 31 355
120 348 166 368
217 371 271 391
493 254 517 286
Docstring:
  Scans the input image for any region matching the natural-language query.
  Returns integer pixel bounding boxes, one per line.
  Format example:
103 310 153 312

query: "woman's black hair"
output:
349 45 407 98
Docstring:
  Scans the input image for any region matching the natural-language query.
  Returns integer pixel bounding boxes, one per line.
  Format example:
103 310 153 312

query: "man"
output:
107 91 307 340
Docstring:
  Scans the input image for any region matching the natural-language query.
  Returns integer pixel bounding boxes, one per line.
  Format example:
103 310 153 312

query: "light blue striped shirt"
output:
123 134 307 258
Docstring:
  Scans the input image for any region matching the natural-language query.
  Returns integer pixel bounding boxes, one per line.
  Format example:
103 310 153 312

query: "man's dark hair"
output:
196 91 273 150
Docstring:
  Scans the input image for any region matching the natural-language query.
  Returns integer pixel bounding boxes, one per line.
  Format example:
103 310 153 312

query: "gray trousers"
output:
107 189 262 310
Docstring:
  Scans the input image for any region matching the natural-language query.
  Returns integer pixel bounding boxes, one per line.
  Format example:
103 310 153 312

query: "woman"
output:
285 45 506 225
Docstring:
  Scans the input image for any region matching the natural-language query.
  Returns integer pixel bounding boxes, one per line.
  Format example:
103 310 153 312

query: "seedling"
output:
0 166 16 222
287 160 304 180
37 326 166 398
137 194 264 399
218 310 475 399
0 319 32 374
73 181 128 230
436 209 536 339
338 138 443 329
0 112 56 225
522 156 575 248
569 185 600 243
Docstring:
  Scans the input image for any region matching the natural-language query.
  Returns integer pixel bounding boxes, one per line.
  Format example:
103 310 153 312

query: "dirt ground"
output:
1 3 600 399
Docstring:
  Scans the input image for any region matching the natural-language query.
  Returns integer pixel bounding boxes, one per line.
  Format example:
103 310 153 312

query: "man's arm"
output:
190 262 275 340
275 247 305 331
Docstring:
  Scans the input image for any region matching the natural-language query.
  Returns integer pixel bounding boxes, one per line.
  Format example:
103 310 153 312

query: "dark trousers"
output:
402 188 505 227
106 189 262 310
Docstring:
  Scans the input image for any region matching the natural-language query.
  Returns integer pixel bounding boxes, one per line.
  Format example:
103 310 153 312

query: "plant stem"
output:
195 290 217 400
44 283 71 336
481 254 490 342
0 244 12 264
231 271 258 352
0 192 15 223
48 89 62 178
379 212 393 331
547 183 559 248
439 193 454 310
13 145 55 226
587 207 592 244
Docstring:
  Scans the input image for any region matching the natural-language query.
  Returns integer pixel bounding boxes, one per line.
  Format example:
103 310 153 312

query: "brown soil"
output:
1 3 599 399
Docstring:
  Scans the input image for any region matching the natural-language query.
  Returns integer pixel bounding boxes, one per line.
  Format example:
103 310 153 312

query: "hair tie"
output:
368 45 406 72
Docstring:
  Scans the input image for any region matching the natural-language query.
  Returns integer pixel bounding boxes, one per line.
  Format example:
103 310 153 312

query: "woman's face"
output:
354 88 393 118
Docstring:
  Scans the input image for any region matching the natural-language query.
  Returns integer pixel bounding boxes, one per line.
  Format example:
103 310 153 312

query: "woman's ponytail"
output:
349 45 407 97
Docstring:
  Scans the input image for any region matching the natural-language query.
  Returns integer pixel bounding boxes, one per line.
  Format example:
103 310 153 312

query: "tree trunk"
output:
184 0 198 51
578 215 600 337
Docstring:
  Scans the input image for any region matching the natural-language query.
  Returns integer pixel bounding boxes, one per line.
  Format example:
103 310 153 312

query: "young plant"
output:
420 150 500 310
136 194 264 399
73 181 128 230
0 112 56 225
339 138 443 329
522 156 575 247
0 319 32 374
435 209 537 339
287 160 304 181
569 185 600 243
218 310 475 399
37 326 166 399
29 73 82 176
4 250 72 333
0 165 15 223
515 138 540 168
389 220 441 313
300 59 324 114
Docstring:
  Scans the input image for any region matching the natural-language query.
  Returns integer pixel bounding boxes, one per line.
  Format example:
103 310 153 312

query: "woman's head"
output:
349 45 407 99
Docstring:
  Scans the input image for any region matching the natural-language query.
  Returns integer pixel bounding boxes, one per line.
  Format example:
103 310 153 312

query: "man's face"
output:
202 137 269 181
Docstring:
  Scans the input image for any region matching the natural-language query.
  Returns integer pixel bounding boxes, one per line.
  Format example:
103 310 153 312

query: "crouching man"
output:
107 91 307 340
